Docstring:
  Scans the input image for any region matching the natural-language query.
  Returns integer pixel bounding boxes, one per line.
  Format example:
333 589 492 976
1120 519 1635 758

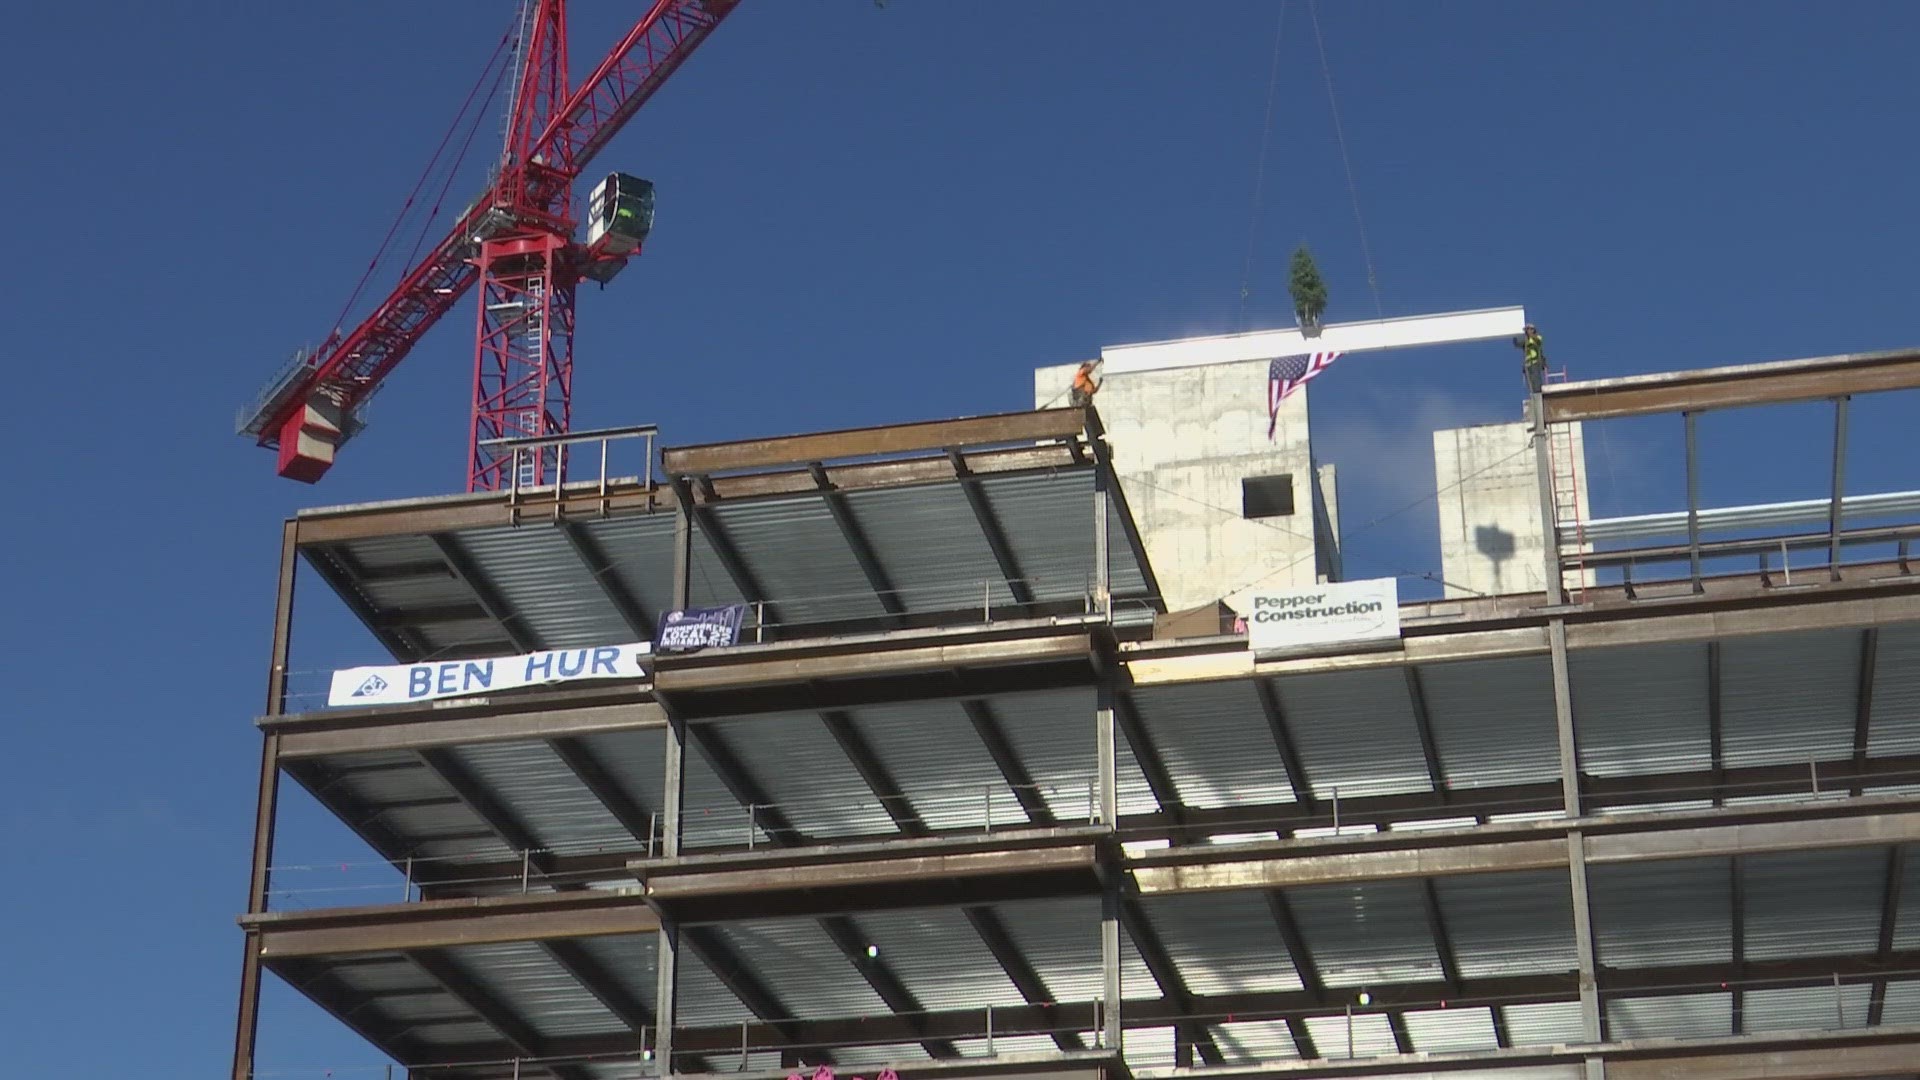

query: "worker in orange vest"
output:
1069 361 1102 407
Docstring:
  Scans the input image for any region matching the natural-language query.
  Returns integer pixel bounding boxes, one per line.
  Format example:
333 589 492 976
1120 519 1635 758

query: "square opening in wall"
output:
1242 474 1295 519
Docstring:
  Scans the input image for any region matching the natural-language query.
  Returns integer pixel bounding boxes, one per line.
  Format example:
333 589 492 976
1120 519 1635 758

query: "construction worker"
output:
1069 360 1102 407
1514 324 1547 393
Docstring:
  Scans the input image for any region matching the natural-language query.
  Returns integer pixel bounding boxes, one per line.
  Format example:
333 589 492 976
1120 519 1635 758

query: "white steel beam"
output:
1099 307 1527 376
1579 488 1920 545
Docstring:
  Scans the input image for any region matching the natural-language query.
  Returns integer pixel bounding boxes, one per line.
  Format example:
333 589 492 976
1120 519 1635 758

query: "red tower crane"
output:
237 0 740 490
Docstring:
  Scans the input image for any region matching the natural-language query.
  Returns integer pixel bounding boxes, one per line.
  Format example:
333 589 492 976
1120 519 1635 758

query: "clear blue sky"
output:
1 2 1915 1075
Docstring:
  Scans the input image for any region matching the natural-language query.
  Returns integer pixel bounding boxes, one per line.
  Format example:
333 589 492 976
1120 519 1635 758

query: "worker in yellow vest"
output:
1514 324 1547 393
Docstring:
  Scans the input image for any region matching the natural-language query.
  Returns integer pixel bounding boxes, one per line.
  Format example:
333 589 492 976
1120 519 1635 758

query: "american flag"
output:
1268 351 1341 439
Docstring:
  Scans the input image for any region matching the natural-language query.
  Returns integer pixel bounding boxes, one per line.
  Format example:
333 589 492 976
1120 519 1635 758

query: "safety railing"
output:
678 779 1101 852
1569 518 1920 597
263 779 1103 910
707 573 1143 648
1112 737 1920 847
250 961 1920 1078
262 739 1920 909
482 422 660 522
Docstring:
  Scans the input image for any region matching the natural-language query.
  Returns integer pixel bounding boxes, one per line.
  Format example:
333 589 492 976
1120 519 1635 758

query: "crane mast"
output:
237 0 739 489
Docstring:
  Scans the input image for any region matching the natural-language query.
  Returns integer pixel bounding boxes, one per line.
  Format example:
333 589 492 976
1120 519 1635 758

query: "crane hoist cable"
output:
330 21 518 337
1306 0 1384 317
1238 1 1288 332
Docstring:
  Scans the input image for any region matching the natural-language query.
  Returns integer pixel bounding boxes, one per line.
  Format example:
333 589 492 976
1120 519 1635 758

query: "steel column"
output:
1685 411 1703 593
1830 396 1850 579
1852 628 1880 796
1551 619 1582 816
1096 678 1119 827
231 734 282 1080
265 519 299 716
1568 830 1603 1044
661 713 686 858
672 493 692 610
1730 855 1746 1035
656 922 679 1068
1868 844 1906 1027
1532 391 1563 604
1092 442 1112 616
233 520 297 1080
1101 882 1122 1051
1707 642 1725 806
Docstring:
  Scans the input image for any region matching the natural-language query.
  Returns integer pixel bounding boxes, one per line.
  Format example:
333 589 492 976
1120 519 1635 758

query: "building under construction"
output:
235 330 1920 1080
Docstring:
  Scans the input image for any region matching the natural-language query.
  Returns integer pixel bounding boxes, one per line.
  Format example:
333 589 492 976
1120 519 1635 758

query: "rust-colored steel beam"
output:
267 687 663 759
965 905 1087 1052
1113 691 1191 840
662 408 1088 477
964 697 1056 825
384 946 1920 1067
1542 348 1920 423
1115 891 1225 1065
1254 678 1316 810
948 448 1036 608
821 709 927 835
559 519 655 637
431 533 540 653
810 463 907 625
248 892 660 957
364 762 1920 900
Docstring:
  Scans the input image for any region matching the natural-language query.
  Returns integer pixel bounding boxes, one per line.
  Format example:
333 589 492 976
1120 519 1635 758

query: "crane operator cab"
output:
583 172 655 284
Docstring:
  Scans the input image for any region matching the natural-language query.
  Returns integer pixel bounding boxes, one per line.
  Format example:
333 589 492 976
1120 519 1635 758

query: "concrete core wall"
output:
1036 359 1327 613
1433 419 1590 599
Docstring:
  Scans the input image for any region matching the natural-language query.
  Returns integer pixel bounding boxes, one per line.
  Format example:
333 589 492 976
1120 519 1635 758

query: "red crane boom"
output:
239 0 739 488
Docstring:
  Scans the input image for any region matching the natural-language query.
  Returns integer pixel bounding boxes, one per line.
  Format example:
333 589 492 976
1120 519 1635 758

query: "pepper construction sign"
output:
328 642 653 708
1245 578 1400 654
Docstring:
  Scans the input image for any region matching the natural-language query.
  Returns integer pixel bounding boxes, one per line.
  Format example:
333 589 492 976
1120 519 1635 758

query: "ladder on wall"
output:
1543 370 1588 602
520 279 547 490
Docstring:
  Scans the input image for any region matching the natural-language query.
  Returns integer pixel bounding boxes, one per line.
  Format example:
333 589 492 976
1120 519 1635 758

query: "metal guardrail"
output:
481 423 659 520
1575 490 1920 546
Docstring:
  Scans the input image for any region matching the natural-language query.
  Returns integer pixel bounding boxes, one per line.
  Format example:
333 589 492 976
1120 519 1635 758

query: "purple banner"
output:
654 603 748 653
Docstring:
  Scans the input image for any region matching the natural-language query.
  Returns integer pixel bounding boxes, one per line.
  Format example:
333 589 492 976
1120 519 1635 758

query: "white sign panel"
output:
328 642 653 708
1246 578 1400 654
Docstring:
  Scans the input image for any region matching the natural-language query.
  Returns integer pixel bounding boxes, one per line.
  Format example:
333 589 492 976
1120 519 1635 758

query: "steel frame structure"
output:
1536 347 1920 600
235 349 1920 1080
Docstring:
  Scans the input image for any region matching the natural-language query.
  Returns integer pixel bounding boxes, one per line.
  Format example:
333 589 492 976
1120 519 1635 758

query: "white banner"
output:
328 642 653 708
1246 578 1400 654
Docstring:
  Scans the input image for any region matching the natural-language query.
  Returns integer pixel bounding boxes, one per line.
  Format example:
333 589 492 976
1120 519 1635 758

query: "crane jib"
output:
244 0 743 486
